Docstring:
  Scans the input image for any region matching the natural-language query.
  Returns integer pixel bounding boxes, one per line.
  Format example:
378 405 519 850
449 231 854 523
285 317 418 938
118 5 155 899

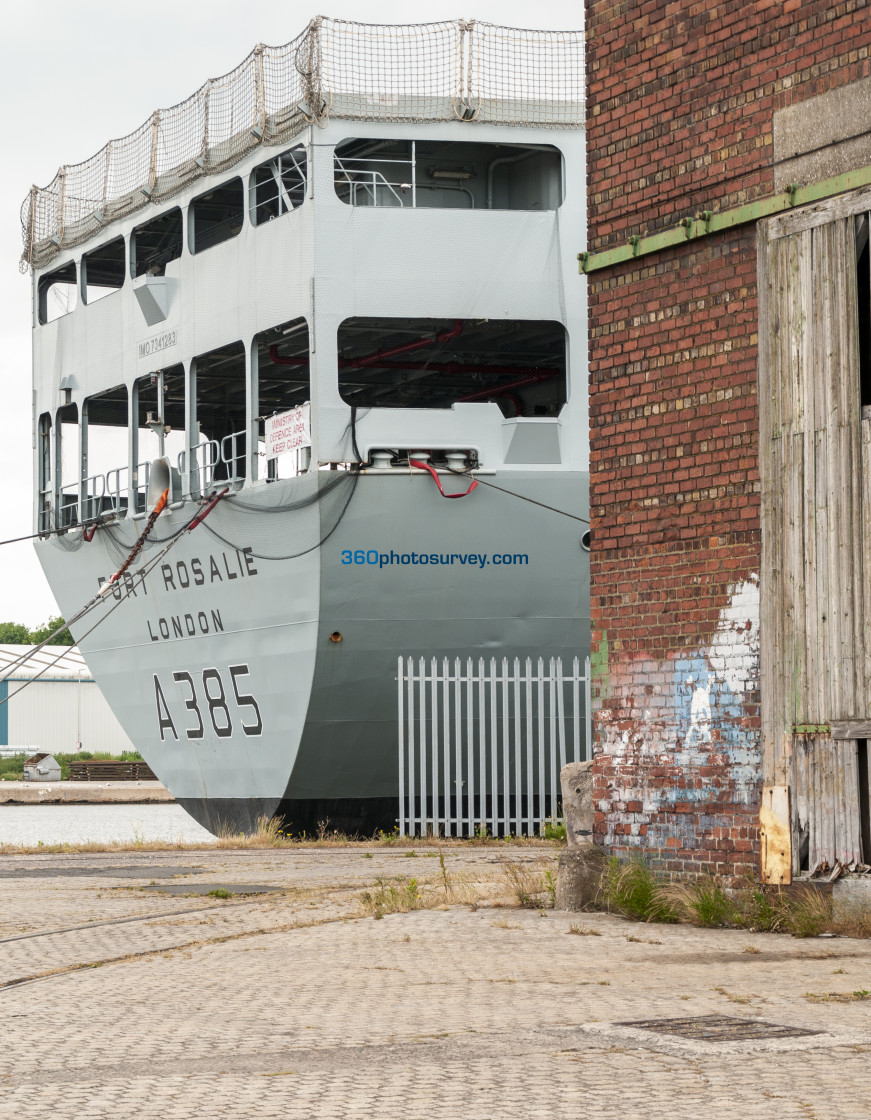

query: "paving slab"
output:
1 846 869 1119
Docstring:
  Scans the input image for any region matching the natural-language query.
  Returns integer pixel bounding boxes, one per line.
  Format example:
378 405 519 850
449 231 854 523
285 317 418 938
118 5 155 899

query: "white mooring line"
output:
397 655 591 838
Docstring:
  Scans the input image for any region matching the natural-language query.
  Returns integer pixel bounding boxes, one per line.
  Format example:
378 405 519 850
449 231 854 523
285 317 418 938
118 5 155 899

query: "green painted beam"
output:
578 162 871 273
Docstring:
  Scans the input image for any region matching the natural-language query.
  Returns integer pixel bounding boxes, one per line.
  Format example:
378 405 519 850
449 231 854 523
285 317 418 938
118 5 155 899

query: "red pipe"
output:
357 360 560 377
458 372 557 401
347 320 463 369
269 320 464 370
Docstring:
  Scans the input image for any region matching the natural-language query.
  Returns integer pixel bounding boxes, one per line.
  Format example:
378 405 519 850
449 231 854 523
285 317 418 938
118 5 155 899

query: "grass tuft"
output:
602 856 678 923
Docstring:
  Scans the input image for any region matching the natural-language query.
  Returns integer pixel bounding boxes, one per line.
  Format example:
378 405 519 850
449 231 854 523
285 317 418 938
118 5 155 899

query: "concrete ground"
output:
1 845 870 1119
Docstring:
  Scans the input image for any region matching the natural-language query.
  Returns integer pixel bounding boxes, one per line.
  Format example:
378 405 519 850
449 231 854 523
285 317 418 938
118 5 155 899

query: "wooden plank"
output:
812 226 833 727
835 219 859 716
769 182 871 242
760 785 792 884
830 720 871 739
757 226 779 782
800 228 819 723
863 417 871 705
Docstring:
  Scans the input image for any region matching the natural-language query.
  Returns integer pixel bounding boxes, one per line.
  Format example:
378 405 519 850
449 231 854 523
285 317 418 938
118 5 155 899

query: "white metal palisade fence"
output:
397 655 591 837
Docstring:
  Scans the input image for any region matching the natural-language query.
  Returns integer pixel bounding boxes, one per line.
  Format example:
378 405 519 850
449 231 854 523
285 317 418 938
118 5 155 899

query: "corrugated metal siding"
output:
6 679 135 754
761 197 871 875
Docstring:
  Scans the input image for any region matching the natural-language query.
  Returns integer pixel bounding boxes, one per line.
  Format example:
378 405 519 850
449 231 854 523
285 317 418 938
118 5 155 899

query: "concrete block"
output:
555 844 606 911
560 760 594 846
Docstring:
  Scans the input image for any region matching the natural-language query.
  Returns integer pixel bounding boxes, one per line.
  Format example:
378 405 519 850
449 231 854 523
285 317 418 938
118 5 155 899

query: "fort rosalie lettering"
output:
96 547 259 643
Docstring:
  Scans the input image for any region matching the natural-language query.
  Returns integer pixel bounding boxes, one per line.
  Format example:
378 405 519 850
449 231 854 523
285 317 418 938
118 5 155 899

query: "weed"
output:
359 876 423 918
208 889 231 899
625 935 642 943
743 945 761 954
503 862 548 909
542 814 567 842
804 989 871 1003
833 968 847 974
544 869 557 908
602 856 678 923
663 878 737 928
713 986 754 1005
568 925 601 936
404 851 418 858
363 853 373 859
438 849 452 900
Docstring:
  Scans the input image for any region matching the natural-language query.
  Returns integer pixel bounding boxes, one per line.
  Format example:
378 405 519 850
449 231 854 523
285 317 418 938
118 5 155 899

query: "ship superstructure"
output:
23 17 589 834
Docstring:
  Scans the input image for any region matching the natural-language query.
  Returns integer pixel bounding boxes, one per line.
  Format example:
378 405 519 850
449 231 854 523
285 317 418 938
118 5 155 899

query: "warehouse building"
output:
585 1 870 881
0 646 135 756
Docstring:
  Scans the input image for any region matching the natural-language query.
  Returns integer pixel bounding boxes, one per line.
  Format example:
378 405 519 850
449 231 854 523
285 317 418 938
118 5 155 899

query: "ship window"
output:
255 318 311 479
250 146 307 225
190 178 244 254
38 261 77 324
56 403 79 528
191 342 247 488
131 208 183 278
82 386 129 522
133 368 186 512
337 317 567 418
82 237 125 304
333 139 563 211
38 413 52 535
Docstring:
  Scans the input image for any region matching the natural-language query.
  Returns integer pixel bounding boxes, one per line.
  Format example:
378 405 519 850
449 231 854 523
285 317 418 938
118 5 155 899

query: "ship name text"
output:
159 547 259 591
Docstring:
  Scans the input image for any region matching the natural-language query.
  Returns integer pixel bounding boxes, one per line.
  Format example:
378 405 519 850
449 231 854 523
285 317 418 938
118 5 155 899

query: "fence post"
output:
397 655 405 836
585 655 592 763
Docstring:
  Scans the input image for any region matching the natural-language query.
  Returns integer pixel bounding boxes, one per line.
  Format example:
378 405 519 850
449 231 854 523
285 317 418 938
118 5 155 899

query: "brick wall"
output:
586 1 871 877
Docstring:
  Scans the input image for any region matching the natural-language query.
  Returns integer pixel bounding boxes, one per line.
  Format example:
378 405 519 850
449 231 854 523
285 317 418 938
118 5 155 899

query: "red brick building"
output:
585 2 871 880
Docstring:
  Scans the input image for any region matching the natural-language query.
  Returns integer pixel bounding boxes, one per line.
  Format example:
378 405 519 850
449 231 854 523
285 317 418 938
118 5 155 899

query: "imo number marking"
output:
154 664 263 741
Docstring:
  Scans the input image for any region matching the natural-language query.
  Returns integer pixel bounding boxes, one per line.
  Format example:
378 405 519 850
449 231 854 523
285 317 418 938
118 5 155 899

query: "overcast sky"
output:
0 1 582 626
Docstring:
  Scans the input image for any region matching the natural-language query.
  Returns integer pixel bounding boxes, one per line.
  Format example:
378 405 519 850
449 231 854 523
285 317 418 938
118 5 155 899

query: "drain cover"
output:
617 1015 821 1042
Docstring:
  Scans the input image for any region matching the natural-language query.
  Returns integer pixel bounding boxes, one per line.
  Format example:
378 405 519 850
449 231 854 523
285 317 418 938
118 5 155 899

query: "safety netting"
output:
20 17 584 270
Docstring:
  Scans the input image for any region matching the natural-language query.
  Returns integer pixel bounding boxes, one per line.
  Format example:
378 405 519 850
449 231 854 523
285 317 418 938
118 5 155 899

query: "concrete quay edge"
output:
0 781 175 804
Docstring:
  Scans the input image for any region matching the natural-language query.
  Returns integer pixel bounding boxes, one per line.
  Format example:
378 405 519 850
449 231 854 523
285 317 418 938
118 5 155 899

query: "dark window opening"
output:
190 179 244 254
334 138 563 211
132 208 183 278
193 342 246 487
82 386 129 521
38 413 52 535
337 317 567 418
38 261 77 324
857 214 871 412
56 403 79 528
250 146 307 225
256 318 311 479
134 367 186 511
859 740 871 866
82 237 125 304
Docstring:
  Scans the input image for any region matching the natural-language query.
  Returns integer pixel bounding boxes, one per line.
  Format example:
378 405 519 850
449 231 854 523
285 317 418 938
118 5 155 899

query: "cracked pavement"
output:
1 846 870 1118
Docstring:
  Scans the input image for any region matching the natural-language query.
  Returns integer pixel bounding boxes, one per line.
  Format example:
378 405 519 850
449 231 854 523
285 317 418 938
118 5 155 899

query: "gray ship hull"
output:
36 468 590 835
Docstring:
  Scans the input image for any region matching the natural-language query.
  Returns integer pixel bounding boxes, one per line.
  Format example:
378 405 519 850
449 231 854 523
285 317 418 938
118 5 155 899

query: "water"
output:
0 803 215 846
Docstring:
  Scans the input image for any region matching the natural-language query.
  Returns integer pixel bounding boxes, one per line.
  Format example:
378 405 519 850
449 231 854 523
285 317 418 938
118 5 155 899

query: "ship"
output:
22 17 589 836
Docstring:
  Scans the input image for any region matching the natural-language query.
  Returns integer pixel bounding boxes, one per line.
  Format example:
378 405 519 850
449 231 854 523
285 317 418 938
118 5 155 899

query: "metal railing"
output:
335 156 411 208
81 467 129 523
398 654 591 838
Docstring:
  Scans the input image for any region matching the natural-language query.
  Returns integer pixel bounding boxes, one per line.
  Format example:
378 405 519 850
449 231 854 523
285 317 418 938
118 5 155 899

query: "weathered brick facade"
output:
586 1 871 876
